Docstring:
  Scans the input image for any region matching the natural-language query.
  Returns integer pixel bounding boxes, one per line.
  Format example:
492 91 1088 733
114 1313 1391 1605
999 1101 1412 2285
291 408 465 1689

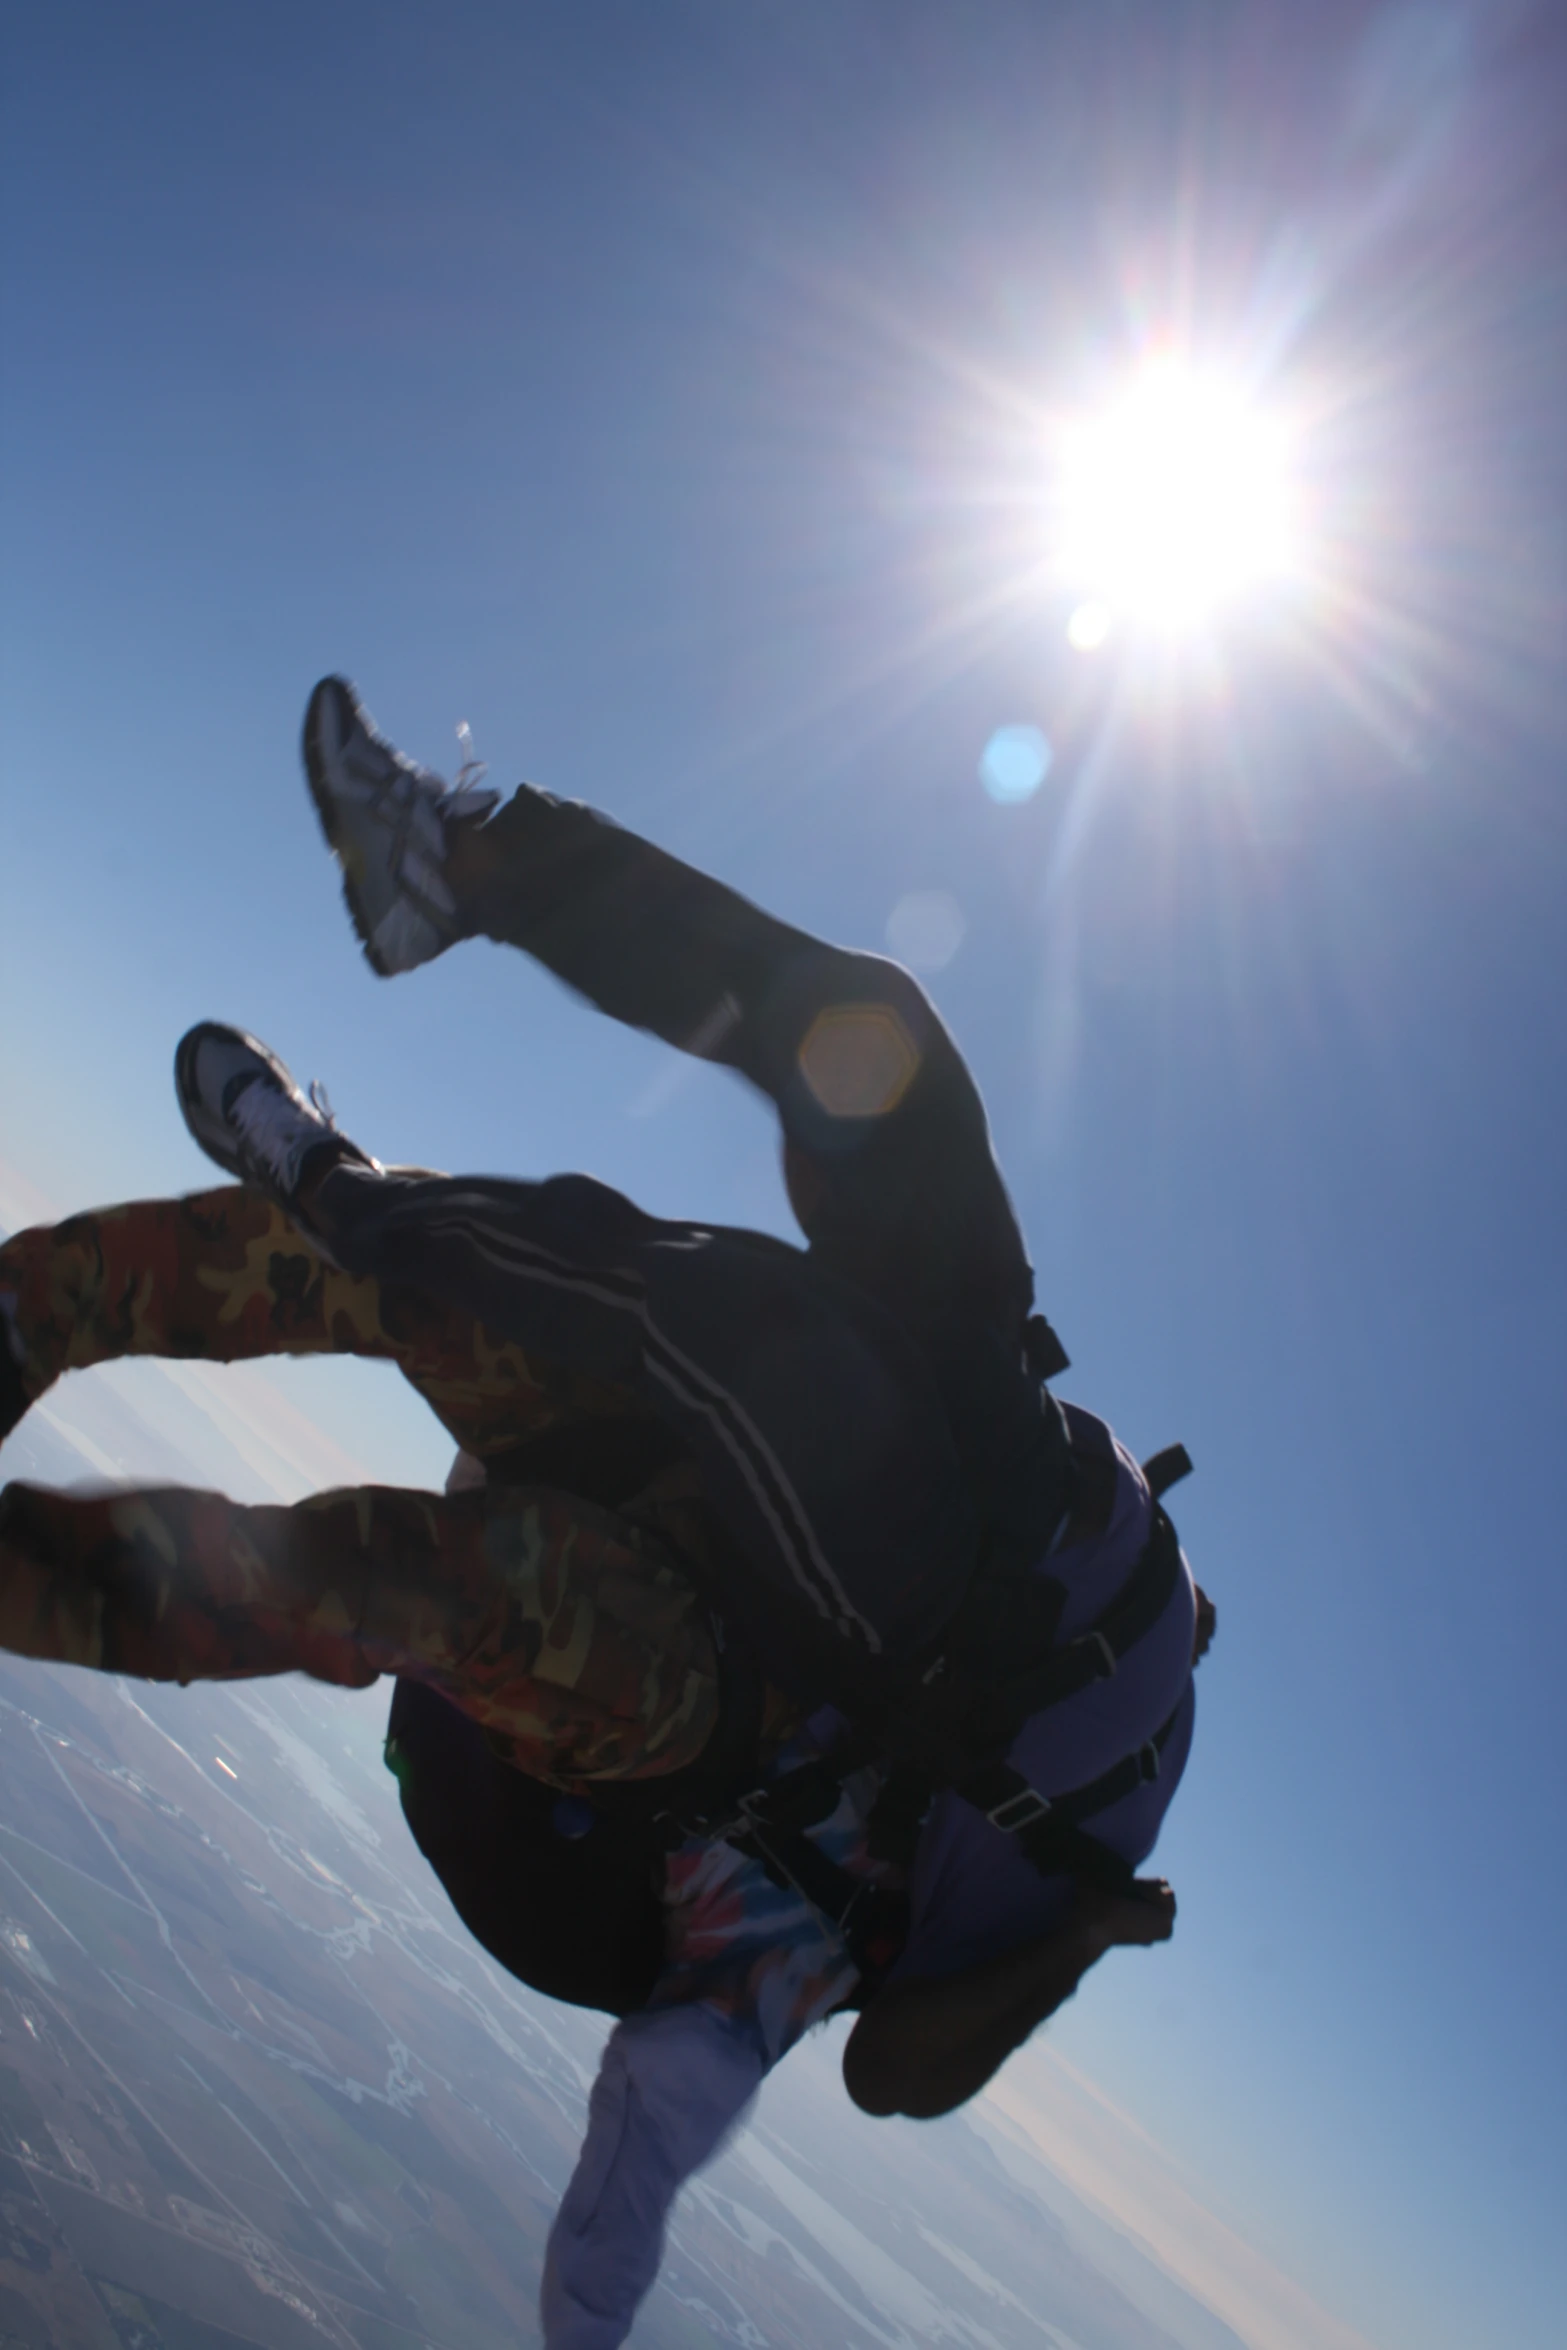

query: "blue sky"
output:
2 4 1564 2346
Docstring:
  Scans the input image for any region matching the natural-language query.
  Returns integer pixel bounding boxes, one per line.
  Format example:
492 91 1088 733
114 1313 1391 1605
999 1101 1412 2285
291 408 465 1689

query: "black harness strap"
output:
1142 1443 1193 1500
731 1813 909 1980
727 1699 1183 1968
865 1761 936 1864
954 1701 1184 1887
664 1439 1197 1978
707 1743 910 1980
961 1505 1184 1747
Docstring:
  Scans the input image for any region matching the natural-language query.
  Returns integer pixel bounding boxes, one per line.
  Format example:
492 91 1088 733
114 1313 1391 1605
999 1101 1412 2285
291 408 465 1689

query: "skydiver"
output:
0 675 1212 2346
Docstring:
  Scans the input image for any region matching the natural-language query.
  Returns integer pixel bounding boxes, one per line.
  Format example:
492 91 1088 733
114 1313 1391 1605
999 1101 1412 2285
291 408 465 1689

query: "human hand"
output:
1074 1876 1177 1951
1193 1586 1217 1663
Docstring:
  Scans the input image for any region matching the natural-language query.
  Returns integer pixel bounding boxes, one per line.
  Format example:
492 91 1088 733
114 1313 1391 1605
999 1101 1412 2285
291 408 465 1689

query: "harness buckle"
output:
691 1786 771 1845
986 1786 1053 1834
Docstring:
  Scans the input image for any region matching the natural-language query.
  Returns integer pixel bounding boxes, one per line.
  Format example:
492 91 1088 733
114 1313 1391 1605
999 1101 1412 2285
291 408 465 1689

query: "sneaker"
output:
302 676 498 977
174 1022 378 1208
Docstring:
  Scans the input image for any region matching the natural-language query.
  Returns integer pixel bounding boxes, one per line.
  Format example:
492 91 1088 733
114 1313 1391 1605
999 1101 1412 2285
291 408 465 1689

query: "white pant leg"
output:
540 2004 766 2350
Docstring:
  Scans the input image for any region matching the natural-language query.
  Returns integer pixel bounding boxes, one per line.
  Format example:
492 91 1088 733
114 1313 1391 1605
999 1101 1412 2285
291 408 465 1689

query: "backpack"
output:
385 1676 667 2018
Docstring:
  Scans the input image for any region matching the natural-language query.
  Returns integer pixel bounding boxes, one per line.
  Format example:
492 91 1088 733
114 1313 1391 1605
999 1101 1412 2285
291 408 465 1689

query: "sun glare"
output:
1058 363 1295 634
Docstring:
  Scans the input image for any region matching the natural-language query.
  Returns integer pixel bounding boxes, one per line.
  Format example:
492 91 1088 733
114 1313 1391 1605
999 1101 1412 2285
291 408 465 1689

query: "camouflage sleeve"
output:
0 1476 718 1785
0 1187 360 1393
0 1188 636 1466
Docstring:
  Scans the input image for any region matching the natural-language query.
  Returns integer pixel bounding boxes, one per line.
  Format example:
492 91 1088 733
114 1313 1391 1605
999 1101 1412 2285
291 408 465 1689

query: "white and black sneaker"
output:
174 1022 378 1210
302 675 499 977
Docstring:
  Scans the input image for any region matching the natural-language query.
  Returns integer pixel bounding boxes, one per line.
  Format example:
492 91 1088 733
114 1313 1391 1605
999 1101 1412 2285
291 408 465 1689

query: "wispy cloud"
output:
984 2050 1382 2350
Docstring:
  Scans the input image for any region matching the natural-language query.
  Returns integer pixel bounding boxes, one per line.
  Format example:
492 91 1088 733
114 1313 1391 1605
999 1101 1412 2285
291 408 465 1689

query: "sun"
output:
1057 362 1296 635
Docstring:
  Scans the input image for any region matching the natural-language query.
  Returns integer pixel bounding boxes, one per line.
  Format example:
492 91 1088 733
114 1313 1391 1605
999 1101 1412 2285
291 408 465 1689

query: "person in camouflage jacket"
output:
0 1183 721 1788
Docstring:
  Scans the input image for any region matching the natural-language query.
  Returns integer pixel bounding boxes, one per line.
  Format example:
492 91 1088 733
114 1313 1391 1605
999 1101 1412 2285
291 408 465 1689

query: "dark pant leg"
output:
303 1161 982 1671
448 791 1070 1559
450 789 1032 1343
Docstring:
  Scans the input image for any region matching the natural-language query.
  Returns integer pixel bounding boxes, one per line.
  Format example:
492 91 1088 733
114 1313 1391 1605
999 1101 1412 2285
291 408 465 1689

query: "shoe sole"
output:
302 675 397 978
173 1020 303 1191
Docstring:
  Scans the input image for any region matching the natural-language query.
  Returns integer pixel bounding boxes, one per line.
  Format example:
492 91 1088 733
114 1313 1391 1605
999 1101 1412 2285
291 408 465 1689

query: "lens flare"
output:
980 723 1052 803
1067 599 1111 651
1058 363 1295 632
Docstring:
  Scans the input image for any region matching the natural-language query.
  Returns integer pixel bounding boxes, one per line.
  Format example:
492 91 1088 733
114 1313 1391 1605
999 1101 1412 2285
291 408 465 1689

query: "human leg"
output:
445 787 1045 1348
174 1029 999 1675
302 683 1073 1568
302 678 1031 1341
434 773 1079 1596
0 1474 718 1783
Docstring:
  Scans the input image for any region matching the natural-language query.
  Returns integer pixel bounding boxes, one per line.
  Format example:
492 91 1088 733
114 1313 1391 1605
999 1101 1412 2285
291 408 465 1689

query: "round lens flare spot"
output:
1067 600 1111 652
1058 365 1295 632
798 1004 921 1119
980 724 1052 804
886 890 966 974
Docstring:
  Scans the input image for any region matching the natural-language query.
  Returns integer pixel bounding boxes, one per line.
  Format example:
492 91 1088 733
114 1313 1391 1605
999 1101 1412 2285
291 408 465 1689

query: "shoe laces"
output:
447 720 499 820
231 1075 333 1184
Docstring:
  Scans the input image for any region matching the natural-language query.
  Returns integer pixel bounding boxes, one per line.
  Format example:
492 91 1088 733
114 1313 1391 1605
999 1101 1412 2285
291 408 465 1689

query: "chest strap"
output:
952 1699 1185 1889
673 1446 1195 1970
728 1803 911 1983
976 1505 1183 1728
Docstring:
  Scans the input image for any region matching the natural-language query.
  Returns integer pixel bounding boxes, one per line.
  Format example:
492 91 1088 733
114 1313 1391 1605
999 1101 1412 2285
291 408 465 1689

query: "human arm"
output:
0 1191 575 1469
841 1878 1176 2122
0 1192 348 1427
540 2004 766 2350
0 1189 411 1433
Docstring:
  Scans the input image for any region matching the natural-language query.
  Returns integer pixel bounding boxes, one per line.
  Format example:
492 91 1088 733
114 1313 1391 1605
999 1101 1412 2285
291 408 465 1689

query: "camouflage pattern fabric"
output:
0 1192 718 1786
0 1185 649 1462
